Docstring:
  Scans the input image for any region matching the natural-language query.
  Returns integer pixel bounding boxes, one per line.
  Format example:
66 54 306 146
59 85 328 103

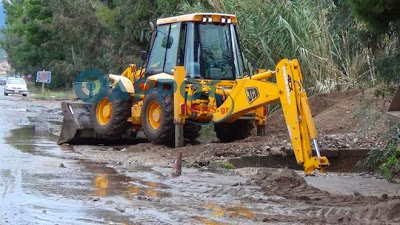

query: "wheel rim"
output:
147 101 161 130
96 97 113 126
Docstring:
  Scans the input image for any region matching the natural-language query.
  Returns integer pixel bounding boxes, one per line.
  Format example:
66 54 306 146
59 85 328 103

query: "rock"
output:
362 174 372 178
115 205 126 213
105 200 114 205
381 194 388 199
249 168 307 191
270 147 281 156
59 163 66 168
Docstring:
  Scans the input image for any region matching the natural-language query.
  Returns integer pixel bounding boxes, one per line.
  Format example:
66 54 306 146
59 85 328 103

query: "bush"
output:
376 53 400 83
357 127 400 182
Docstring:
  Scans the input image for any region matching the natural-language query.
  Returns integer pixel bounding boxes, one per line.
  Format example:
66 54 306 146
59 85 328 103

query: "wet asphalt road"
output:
2 85 398 224
0 86 136 224
0 85 270 224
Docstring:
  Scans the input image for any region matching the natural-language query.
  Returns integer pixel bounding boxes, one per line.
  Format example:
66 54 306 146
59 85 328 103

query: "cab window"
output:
164 23 181 73
146 23 182 75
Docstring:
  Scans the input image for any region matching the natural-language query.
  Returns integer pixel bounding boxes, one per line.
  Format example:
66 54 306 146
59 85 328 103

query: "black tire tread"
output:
91 88 132 137
142 91 175 145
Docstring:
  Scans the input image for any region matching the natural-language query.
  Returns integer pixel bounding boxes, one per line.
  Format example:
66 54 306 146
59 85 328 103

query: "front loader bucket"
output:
57 101 101 145
387 85 400 123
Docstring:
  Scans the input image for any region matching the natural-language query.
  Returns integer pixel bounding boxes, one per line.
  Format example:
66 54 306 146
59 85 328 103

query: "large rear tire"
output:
142 91 174 145
214 120 254 142
91 87 132 137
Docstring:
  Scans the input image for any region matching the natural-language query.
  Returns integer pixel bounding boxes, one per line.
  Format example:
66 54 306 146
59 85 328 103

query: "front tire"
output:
142 91 175 145
91 87 132 137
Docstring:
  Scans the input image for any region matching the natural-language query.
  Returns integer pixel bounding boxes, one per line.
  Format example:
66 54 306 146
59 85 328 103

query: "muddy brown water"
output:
0 122 268 224
229 148 371 173
0 90 269 224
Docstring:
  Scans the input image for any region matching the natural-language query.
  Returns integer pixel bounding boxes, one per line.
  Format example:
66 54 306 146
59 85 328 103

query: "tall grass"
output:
181 0 373 93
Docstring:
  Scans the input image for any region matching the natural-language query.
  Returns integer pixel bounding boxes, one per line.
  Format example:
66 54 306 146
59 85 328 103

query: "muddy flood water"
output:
0 85 399 225
0 87 269 224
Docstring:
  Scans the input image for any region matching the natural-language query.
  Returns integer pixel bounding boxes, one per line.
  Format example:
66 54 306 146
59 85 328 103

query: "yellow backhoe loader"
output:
58 13 329 174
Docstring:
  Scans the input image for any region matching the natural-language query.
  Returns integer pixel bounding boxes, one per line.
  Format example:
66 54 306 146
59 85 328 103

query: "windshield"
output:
8 79 26 84
185 23 245 80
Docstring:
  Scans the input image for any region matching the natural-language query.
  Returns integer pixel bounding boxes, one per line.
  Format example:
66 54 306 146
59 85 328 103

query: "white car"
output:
4 78 28 97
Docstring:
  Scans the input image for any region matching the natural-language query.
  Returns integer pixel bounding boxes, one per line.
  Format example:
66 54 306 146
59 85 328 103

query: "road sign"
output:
36 71 51 83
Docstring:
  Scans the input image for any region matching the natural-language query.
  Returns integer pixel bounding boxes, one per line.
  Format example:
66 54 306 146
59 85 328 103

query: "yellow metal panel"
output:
131 103 142 125
254 106 266 125
174 66 186 124
211 79 280 123
245 70 274 81
157 13 237 25
275 59 304 163
121 64 137 82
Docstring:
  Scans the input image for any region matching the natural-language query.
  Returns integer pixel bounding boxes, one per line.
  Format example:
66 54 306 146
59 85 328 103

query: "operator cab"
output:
144 13 246 80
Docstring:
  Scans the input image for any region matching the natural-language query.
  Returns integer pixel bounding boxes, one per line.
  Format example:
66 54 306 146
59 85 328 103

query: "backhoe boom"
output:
206 59 330 174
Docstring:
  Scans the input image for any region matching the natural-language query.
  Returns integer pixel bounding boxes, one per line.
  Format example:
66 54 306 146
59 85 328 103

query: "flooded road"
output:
0 86 399 224
0 88 134 224
0 86 270 224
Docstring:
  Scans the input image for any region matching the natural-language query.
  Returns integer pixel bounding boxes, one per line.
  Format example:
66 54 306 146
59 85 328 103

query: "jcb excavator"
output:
58 13 329 174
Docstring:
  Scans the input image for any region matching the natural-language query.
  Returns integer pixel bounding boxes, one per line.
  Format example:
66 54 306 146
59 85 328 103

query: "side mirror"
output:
140 51 147 61
161 36 174 49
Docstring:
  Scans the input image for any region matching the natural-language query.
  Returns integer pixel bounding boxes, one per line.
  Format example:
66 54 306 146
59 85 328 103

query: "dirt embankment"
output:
248 168 400 224
98 89 392 169
169 89 391 166
266 89 391 149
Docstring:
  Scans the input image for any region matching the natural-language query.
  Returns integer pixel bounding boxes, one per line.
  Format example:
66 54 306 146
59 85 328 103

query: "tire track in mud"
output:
248 168 400 224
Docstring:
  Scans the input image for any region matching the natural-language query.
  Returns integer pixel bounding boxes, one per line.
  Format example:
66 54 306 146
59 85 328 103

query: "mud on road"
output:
0 86 399 224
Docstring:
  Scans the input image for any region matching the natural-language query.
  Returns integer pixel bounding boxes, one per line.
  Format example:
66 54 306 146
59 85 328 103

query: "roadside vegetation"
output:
357 127 400 182
2 0 398 91
27 82 74 100
1 0 399 179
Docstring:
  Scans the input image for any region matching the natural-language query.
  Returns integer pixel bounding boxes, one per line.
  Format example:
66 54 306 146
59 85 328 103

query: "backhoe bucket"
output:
57 101 101 145
387 85 400 123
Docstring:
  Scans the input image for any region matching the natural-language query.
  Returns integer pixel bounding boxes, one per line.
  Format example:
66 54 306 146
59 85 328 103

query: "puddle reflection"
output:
6 124 57 153
34 122 50 136
92 171 171 199
93 173 109 197
205 202 255 219
192 216 230 225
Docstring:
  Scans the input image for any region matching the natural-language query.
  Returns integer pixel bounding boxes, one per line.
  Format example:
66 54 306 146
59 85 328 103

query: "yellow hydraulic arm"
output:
211 59 330 174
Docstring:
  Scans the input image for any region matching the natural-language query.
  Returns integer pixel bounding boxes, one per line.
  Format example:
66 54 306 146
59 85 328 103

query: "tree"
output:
348 0 400 83
348 0 400 32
